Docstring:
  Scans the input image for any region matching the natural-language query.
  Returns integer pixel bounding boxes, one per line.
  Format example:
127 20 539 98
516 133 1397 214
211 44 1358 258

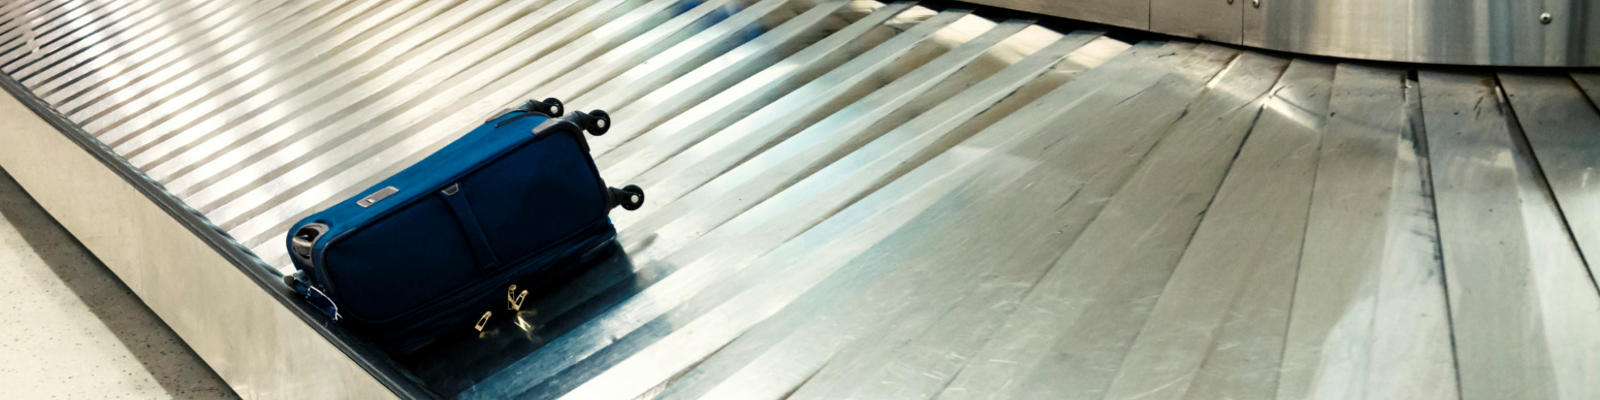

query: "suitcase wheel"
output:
539 97 564 117
581 110 610 136
617 184 644 211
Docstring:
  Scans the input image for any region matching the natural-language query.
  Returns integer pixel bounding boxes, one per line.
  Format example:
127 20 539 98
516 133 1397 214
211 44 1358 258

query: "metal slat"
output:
616 28 1103 252
538 44 1239 400
7 0 196 88
8 0 169 84
215 0 750 263
607 42 1162 365
641 29 1109 400
686 39 1162 398
0 0 84 63
245 1 863 270
562 0 819 110
597 7 957 182
66 0 345 131
515 36 1125 381
628 16 1026 211
44 1 304 110
0 0 54 52
100 0 403 153
103 0 431 152
1364 71 1458 400
79 0 398 139
473 38 1184 399
924 44 1251 399
1100 58 1332 400
587 1 903 156
20 0 279 115
218 1 795 262
1275 64 1456 399
533 0 751 101
1499 73 1600 288
0 0 148 75
463 11 1020 397
166 0 581 204
820 50 1284 400
1421 70 1600 400
145 0 520 189
1573 73 1600 108
0 1 42 55
178 0 711 206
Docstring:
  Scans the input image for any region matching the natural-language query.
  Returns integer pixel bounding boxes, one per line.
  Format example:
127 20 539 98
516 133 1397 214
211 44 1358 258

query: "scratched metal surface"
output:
2 0 1599 398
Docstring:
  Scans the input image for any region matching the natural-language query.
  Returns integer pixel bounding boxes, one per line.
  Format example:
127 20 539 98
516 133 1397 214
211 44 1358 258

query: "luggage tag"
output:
287 271 341 322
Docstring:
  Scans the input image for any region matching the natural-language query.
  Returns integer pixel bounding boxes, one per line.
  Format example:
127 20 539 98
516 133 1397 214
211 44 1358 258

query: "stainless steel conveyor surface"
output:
1 0 1599 399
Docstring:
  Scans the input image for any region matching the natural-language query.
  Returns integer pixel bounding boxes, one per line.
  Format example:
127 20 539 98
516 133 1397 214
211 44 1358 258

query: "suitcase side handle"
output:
290 223 330 267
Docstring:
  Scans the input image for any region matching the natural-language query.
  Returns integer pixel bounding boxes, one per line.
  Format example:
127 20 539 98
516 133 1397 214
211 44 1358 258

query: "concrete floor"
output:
0 167 235 399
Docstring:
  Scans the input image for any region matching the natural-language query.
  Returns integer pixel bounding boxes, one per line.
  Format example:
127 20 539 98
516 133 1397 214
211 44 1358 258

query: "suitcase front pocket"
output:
323 196 482 322
463 133 606 264
440 183 501 272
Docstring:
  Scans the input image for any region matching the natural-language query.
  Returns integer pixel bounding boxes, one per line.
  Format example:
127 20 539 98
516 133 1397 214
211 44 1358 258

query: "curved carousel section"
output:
962 0 1600 67
0 0 1597 398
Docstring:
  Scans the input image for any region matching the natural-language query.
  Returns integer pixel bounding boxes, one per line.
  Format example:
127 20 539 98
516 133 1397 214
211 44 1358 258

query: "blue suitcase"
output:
284 98 644 353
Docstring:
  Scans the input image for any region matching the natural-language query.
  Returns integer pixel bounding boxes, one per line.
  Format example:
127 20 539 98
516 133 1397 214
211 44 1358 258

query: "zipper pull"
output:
508 284 528 311
474 311 492 332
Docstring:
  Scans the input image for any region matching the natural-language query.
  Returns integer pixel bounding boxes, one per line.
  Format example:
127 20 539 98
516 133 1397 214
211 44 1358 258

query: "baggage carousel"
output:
0 0 1597 398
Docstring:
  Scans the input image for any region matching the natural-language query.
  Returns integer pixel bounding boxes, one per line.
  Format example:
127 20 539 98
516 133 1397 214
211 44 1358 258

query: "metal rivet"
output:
1539 12 1552 24
630 195 640 203
1251 0 1260 8
597 119 607 128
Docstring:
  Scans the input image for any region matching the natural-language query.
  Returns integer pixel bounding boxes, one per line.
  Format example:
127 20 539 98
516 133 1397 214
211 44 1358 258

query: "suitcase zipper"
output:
473 311 492 332
508 284 528 311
